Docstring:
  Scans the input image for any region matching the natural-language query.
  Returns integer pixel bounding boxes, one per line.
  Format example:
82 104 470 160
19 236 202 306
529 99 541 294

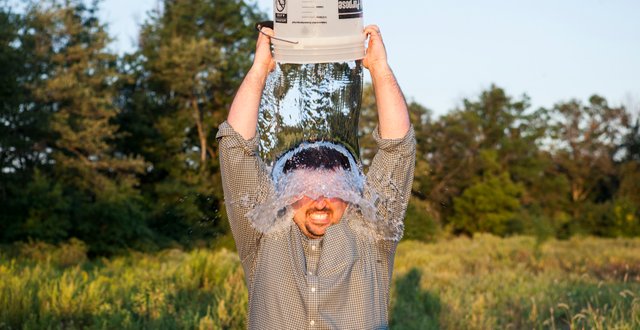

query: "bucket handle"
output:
255 21 299 45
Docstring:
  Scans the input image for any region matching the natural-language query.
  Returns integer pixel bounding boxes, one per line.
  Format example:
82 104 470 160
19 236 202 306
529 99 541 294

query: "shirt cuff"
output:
216 121 260 155
372 125 416 156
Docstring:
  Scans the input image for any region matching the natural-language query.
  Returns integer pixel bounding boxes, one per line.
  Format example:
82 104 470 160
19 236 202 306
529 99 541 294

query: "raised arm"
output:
227 27 275 139
363 25 411 139
362 25 416 242
217 28 275 265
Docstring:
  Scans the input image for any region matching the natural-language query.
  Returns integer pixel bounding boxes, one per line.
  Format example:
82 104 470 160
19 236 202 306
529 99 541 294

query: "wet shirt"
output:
216 121 416 330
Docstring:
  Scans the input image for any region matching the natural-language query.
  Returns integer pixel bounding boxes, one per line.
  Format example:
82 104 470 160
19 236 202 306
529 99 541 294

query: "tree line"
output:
1 0 638 255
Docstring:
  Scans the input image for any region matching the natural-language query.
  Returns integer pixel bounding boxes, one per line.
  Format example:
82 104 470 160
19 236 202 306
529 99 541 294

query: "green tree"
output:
618 119 640 206
548 96 628 233
7 170 71 242
612 116 640 237
1 5 28 238
424 86 548 232
25 0 149 253
621 118 640 160
0 5 31 176
116 0 265 246
0 3 57 241
449 150 524 236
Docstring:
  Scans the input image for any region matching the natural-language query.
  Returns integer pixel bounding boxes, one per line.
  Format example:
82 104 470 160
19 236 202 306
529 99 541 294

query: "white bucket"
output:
273 0 365 64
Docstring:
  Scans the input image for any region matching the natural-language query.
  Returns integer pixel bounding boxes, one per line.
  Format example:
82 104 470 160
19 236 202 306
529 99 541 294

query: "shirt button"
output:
311 245 316 251
311 287 316 292
310 320 315 326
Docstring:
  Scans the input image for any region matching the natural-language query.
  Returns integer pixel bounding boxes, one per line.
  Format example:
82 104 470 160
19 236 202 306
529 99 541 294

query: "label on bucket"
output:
287 0 329 25
275 0 363 25
275 0 288 23
273 0 365 64
338 0 362 19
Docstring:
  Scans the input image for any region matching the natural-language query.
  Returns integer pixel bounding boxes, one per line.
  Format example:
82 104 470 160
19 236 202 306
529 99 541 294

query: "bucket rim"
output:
272 33 365 48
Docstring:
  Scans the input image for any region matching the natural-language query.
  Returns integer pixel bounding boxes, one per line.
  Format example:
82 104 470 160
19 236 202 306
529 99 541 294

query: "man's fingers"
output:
260 27 275 37
364 24 380 32
364 25 382 39
257 27 274 48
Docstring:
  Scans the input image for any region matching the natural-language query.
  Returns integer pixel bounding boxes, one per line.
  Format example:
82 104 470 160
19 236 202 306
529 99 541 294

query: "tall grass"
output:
1 235 639 329
0 240 246 329
390 234 640 329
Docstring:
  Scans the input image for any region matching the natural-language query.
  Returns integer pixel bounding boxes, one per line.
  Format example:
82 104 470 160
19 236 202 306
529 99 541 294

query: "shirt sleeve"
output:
364 126 416 242
216 121 273 265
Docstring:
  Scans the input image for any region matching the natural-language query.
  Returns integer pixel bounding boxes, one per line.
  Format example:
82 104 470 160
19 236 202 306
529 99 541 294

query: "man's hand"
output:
252 27 276 75
363 25 390 75
362 25 410 139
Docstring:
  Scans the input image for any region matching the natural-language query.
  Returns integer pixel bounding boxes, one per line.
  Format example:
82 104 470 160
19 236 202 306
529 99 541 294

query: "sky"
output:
99 0 640 117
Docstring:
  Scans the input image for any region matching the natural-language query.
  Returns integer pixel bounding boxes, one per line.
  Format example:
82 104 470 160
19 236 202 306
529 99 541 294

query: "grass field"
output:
1 235 639 329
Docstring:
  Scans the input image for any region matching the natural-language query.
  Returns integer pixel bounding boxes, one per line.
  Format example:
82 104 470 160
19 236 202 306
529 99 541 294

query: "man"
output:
217 25 415 329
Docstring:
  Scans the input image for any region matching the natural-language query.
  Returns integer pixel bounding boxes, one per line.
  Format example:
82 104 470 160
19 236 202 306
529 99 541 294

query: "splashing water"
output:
258 61 363 165
248 61 403 241
248 141 380 237
255 60 365 231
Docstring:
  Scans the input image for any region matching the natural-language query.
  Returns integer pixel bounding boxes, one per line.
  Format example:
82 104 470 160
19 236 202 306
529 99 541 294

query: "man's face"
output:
292 196 348 239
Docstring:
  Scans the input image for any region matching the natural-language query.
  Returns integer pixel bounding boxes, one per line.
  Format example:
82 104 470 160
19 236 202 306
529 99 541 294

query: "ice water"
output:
257 61 363 166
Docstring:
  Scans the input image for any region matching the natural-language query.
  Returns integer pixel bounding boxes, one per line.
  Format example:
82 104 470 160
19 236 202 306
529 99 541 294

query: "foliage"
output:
2 0 153 255
1 236 639 329
0 2 53 240
114 0 265 247
403 197 440 242
1 0 639 255
0 0 264 254
548 96 629 224
1 0 638 327
449 150 524 236
0 243 247 329
4 169 71 242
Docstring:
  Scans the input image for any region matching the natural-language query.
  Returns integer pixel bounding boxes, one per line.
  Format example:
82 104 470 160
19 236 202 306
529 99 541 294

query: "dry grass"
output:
391 234 640 329
1 235 639 329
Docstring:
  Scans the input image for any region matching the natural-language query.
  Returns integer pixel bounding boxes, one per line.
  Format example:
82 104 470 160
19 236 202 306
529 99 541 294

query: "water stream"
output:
258 61 363 166
247 60 406 240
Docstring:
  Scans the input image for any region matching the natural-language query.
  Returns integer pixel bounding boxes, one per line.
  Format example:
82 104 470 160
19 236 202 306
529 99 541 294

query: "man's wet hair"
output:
282 145 352 174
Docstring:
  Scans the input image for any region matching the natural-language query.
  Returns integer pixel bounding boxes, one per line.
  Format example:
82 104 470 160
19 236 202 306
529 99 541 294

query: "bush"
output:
404 197 440 242
449 172 523 236
17 238 88 268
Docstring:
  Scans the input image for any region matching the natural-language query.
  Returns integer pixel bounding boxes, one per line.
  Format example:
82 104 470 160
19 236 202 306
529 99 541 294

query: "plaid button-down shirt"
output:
217 121 416 329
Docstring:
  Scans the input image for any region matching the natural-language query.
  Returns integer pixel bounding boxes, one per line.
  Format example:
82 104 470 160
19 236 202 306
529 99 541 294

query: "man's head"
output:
282 145 352 238
291 195 348 238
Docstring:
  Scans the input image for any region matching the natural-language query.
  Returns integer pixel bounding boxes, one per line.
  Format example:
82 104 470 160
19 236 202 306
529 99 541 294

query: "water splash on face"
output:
247 141 378 235
248 61 403 241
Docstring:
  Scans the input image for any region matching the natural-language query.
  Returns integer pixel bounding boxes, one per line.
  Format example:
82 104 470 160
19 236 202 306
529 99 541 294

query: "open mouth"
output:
308 211 331 224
